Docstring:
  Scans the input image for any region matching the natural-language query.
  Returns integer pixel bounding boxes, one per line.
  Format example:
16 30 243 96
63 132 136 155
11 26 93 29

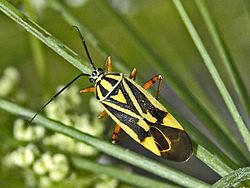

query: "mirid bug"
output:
30 27 192 161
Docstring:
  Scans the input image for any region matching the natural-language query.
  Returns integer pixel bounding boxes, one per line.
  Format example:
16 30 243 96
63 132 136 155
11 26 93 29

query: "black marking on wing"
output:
103 104 150 142
105 81 139 115
96 82 109 99
144 118 192 161
125 79 167 123
104 77 118 86
152 124 192 161
150 126 170 151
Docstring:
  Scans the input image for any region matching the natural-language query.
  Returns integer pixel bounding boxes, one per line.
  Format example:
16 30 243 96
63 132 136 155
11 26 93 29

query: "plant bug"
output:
30 26 192 161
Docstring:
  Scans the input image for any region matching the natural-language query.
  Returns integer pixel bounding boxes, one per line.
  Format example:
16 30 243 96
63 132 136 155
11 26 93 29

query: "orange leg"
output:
80 79 120 142
111 124 121 143
103 56 112 73
80 86 108 118
143 75 163 100
129 68 137 80
80 86 95 93
98 110 107 119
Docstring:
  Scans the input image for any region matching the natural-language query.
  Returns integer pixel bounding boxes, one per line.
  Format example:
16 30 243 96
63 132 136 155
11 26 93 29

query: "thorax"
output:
95 72 123 101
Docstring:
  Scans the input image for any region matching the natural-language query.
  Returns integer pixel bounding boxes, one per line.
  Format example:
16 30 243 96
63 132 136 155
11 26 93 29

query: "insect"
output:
30 27 192 161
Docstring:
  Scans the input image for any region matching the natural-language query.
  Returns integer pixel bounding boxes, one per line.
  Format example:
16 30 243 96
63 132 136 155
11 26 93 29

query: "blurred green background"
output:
0 0 249 187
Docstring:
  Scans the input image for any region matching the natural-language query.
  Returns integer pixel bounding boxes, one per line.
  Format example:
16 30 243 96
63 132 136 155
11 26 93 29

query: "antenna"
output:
28 73 90 124
72 26 96 69
29 26 94 124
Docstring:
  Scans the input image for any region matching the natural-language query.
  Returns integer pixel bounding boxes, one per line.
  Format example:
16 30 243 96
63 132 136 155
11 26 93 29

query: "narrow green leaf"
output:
0 0 92 74
194 0 250 116
193 144 234 177
212 167 250 188
71 157 178 188
172 0 250 152
0 98 210 188
22 0 48 98
176 117 236 176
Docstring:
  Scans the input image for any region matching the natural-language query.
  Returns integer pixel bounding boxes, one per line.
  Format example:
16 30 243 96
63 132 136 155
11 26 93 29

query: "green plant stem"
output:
97 0 249 166
71 157 178 188
172 0 250 152
212 167 250 188
194 0 250 117
0 98 210 188
193 144 234 177
23 0 46 79
177 118 236 176
23 0 49 99
0 0 92 75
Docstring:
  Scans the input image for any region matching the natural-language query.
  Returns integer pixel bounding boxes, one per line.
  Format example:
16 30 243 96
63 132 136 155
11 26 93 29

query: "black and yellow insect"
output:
31 27 192 161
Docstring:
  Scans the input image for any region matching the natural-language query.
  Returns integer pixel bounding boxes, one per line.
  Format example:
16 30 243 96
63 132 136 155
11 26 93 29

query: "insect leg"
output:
111 124 121 143
80 82 120 142
103 56 112 73
80 86 95 93
129 68 137 80
98 110 107 119
143 75 163 100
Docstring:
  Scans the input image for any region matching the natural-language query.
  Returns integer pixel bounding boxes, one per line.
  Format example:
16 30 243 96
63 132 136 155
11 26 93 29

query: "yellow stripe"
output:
153 127 172 152
100 79 113 91
141 137 161 156
162 113 183 130
145 111 157 123
111 89 127 104
96 85 105 101
122 79 144 115
105 74 121 81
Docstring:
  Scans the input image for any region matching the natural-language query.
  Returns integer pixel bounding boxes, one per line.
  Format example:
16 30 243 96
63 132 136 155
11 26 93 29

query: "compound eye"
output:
89 78 94 83
98 68 103 74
